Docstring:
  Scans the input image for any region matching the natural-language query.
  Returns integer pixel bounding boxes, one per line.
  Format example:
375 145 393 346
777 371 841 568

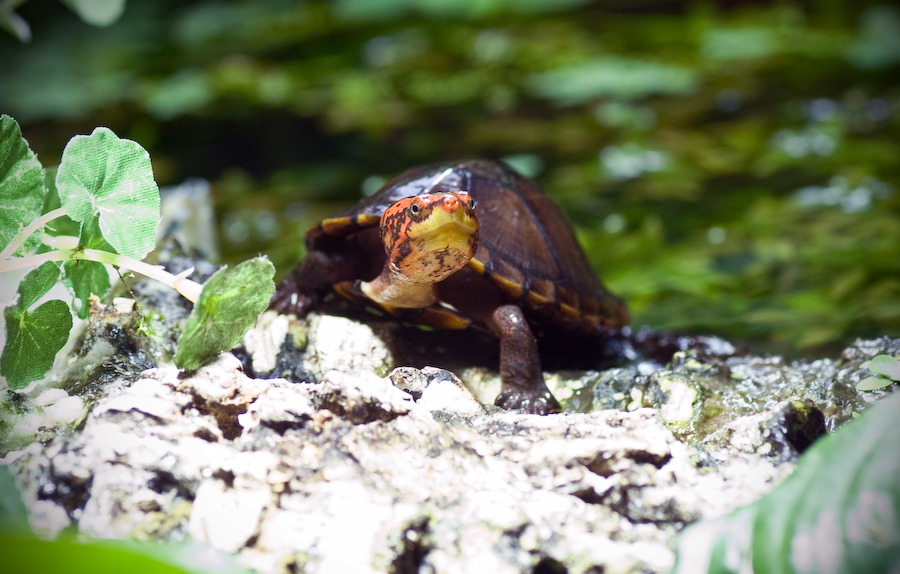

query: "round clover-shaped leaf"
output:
56 127 160 260
868 354 900 381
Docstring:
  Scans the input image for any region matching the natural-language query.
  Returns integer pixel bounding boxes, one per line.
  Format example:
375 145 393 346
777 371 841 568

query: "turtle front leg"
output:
491 304 561 415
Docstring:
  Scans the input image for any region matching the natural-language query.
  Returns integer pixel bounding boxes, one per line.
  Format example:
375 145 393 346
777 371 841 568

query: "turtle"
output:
270 159 628 414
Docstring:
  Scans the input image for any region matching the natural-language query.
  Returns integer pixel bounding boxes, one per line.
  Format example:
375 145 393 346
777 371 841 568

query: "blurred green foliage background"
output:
2 0 898 355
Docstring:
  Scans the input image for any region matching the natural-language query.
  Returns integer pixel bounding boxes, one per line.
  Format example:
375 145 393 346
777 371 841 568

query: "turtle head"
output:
380 192 479 284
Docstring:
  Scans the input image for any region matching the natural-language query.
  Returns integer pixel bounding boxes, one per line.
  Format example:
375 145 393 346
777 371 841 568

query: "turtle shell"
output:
308 160 628 334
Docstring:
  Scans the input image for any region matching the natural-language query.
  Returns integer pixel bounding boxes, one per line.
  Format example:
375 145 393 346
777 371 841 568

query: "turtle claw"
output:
270 280 317 316
495 388 562 415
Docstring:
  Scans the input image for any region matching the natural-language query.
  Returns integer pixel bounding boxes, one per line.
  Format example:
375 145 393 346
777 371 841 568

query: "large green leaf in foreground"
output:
0 535 252 574
0 466 248 574
675 391 900 574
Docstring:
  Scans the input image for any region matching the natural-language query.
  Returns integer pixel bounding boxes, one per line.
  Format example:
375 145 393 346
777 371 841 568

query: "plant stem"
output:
0 207 68 259
0 248 204 303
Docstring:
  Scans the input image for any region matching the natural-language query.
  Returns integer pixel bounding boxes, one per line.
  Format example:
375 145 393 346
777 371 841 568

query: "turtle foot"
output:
495 387 562 415
269 282 316 317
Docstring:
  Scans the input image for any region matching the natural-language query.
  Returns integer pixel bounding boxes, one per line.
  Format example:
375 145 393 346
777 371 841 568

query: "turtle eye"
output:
469 198 476 210
409 200 421 215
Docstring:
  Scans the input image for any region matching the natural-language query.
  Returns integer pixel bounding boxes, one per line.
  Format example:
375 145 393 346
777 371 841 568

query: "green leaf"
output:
41 168 80 238
0 534 250 574
174 257 275 371
856 375 893 392
62 259 111 319
0 535 182 574
0 115 44 256
867 355 900 381
55 127 160 260
16 261 62 311
63 215 113 319
674 392 900 574
60 0 127 27
0 466 30 533
1 300 73 389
